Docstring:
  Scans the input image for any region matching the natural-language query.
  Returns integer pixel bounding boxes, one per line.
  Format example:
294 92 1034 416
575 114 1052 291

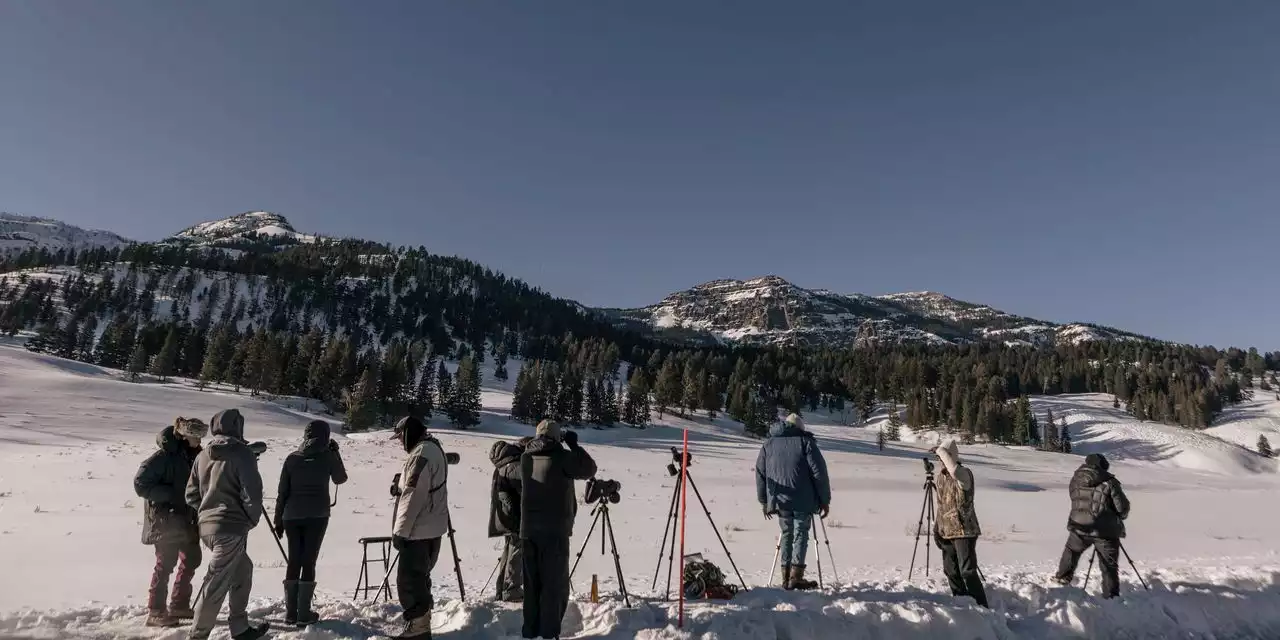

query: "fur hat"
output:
174 417 208 440
784 413 805 431
536 419 562 441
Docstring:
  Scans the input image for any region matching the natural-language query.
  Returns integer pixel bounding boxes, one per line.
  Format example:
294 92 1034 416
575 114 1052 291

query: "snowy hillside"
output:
0 213 132 256
609 277 1147 348
170 211 318 249
4 345 1280 639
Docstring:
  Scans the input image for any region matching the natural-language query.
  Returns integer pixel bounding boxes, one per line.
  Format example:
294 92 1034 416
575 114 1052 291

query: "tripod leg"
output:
819 517 838 583
769 532 782 587
1083 550 1096 592
375 553 400 604
652 477 682 591
908 484 930 580
571 508 604 581
447 519 466 600
664 474 683 600
811 521 823 589
603 509 632 608
483 541 503 597
1120 543 1150 591
686 473 749 591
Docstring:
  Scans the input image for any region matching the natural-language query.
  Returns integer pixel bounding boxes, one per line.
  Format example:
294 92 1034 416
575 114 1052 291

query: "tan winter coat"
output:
934 439 981 540
394 436 451 541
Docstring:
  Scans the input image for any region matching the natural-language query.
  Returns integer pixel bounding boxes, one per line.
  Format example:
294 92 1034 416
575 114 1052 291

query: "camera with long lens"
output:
445 452 460 465
584 478 622 504
666 447 693 477
921 457 935 476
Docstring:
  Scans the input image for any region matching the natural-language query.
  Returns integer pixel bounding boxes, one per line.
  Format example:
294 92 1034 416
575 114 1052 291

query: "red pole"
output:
678 428 689 628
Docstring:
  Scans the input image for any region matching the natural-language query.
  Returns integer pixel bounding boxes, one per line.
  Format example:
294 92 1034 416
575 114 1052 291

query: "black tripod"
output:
652 452 748 599
1083 543 1150 593
907 464 937 581
569 499 631 607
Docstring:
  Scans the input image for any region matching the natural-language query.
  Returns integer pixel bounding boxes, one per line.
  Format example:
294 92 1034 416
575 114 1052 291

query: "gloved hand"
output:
392 535 408 551
273 519 285 539
562 430 579 449
819 504 830 519
328 439 340 452
762 505 773 520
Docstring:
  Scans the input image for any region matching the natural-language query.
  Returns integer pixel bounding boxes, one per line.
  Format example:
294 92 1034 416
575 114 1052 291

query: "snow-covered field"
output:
3 345 1280 639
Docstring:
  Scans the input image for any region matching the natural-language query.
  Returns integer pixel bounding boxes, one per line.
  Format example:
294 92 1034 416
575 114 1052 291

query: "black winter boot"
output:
283 581 299 625
781 564 793 590
789 565 818 590
232 622 270 640
296 581 319 625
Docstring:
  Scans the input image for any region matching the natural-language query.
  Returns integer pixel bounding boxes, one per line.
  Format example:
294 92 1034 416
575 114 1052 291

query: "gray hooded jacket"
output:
185 409 265 537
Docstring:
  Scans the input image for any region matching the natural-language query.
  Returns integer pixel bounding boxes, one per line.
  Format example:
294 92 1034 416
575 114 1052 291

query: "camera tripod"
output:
569 498 631 607
907 466 937 581
768 515 839 587
652 458 748 600
1082 542 1150 593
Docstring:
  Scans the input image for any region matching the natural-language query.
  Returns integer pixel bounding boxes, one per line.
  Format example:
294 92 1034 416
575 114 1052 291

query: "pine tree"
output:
602 380 620 426
624 370 652 428
701 373 723 419
75 316 97 361
877 428 886 451
682 365 704 417
290 329 323 396
241 329 268 395
555 369 584 425
447 356 482 429
886 404 902 442
127 342 149 382
310 338 345 402
493 341 509 381
1059 420 1071 454
345 365 380 431
654 359 683 419
26 318 60 354
436 360 453 412
198 328 231 390
56 316 80 359
1042 408 1058 451
1258 434 1273 458
150 325 179 382
511 363 535 423
414 358 436 419
585 378 605 425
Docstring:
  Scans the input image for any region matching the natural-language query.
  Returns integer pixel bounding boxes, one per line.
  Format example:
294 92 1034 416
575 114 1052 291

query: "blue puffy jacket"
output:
755 423 831 515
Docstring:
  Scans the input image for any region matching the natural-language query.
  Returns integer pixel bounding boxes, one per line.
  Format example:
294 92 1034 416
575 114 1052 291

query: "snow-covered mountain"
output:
169 210 317 249
0 213 132 256
608 276 1147 347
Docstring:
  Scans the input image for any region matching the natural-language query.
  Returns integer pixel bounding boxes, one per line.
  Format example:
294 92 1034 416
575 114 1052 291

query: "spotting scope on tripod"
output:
652 447 748 600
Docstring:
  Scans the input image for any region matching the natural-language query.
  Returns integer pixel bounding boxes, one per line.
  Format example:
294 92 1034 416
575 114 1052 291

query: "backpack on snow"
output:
682 554 738 600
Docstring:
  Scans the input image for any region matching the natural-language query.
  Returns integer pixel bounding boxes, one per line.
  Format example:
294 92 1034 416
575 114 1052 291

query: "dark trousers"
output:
522 535 571 640
148 539 202 611
1057 531 1121 598
935 535 989 608
397 537 442 622
284 518 330 582
498 534 525 599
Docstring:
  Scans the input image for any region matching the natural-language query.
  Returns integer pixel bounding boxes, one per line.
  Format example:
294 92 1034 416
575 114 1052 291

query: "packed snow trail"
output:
3 346 1280 638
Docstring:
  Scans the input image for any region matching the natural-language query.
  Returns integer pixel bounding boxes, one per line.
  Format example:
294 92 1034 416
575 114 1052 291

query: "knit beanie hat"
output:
536 419 563 441
784 413 805 431
174 417 208 440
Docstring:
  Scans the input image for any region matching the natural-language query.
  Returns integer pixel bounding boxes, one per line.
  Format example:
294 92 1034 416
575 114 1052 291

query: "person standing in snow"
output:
391 415 452 640
755 413 831 590
520 420 597 640
932 438 989 608
488 437 530 602
135 417 207 628
185 409 270 640
1053 453 1130 598
272 420 348 626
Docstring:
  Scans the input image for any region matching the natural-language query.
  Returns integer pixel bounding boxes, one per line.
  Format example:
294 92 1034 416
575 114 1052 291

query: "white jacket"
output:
394 437 451 540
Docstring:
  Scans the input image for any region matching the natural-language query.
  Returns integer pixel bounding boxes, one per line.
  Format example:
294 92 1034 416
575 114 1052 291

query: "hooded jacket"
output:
184 409 265 538
934 439 981 539
488 439 526 538
393 417 452 541
520 435 598 539
135 425 201 545
755 421 831 515
1067 453 1130 539
274 420 348 525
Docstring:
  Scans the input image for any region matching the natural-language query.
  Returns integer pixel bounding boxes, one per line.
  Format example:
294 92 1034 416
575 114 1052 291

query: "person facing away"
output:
932 438 989 608
520 420 598 640
755 413 831 591
391 415 452 640
1053 453 1130 598
488 437 530 602
272 419 348 626
184 409 269 640
134 417 208 628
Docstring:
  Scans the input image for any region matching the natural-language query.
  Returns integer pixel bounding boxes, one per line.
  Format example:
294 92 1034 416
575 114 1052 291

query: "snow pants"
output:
521 534 571 640
498 534 525 600
777 512 813 566
148 539 202 612
936 534 989 608
191 534 254 639
1057 532 1121 598
284 517 329 582
397 537 442 622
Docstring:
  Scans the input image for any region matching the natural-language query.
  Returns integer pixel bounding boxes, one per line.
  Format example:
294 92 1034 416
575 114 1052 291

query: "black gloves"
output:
762 505 773 520
563 430 579 449
328 439 340 452
392 535 408 551
273 518 285 539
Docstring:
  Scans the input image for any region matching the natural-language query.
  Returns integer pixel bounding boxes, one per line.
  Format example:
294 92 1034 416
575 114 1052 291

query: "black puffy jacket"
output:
520 436 597 539
274 420 348 525
134 426 201 545
1067 454 1130 539
487 439 526 537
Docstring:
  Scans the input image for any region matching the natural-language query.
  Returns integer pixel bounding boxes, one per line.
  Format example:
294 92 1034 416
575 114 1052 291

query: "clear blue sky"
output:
2 2 1277 350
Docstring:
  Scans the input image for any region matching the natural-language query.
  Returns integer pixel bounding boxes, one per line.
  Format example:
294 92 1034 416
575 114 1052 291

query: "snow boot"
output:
296 581 320 626
232 622 270 640
283 580 299 625
395 614 432 640
1051 574 1072 587
168 606 195 620
789 565 818 590
145 611 180 628
781 563 793 590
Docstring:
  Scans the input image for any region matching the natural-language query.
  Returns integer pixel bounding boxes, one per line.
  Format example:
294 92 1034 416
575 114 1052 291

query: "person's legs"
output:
521 538 541 639
953 537 989 608
1054 531 1091 583
190 535 241 639
777 513 795 583
148 543 180 614
936 534 967 597
791 513 813 566
225 535 254 636
300 518 328 582
538 535 572 640
284 522 304 623
503 533 525 600
1093 537 1122 599
170 540 202 616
